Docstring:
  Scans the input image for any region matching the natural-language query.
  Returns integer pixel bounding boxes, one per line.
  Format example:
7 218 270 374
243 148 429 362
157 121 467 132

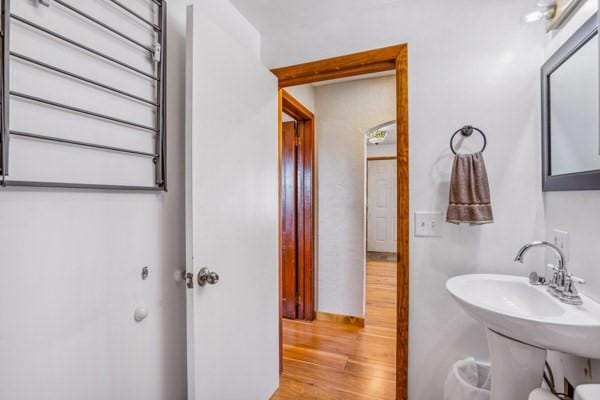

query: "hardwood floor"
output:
272 256 397 400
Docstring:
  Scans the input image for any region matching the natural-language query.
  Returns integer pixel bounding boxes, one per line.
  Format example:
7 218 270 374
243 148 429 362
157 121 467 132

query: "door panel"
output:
376 217 386 241
185 5 279 400
281 121 297 319
367 160 397 253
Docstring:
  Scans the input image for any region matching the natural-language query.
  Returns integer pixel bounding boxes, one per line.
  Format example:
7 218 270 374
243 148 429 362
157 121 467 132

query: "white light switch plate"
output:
552 229 570 261
415 212 442 237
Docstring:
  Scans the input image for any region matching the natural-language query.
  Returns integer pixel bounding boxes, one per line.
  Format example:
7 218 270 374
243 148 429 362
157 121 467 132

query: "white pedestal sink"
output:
447 274 600 399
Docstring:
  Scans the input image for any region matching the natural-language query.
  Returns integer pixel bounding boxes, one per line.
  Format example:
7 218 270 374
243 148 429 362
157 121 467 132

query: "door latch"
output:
185 272 194 289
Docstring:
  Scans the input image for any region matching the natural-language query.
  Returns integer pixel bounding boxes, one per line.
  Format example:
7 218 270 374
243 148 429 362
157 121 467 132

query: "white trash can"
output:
443 358 491 400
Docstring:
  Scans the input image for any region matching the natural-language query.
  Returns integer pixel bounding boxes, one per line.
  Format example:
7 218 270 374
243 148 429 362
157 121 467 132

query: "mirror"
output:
542 13 600 191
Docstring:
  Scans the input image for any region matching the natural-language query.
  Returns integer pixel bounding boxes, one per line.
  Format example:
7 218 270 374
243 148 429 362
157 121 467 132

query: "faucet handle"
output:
560 273 585 305
568 274 585 285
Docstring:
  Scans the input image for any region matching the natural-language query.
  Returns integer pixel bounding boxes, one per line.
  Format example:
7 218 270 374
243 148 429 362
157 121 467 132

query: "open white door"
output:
185 5 279 400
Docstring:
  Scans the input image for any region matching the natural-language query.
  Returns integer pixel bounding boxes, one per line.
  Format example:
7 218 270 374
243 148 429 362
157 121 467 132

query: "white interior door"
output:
185 5 279 400
367 160 397 253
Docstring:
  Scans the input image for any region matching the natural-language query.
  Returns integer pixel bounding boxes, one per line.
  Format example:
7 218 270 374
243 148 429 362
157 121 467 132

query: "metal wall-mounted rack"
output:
0 0 167 191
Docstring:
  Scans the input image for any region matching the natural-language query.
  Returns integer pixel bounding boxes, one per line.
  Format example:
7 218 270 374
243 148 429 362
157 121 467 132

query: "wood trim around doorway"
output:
272 43 409 400
272 44 405 88
281 89 315 321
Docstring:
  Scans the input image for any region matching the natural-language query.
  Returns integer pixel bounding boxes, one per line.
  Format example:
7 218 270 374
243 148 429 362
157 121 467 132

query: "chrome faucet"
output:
514 240 585 305
514 241 565 270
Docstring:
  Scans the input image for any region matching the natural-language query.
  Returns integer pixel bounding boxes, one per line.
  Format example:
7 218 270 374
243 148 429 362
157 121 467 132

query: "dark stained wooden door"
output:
295 119 314 321
281 121 298 319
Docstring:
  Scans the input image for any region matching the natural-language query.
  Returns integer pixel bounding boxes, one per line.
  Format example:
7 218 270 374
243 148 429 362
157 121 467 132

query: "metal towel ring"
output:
450 125 487 155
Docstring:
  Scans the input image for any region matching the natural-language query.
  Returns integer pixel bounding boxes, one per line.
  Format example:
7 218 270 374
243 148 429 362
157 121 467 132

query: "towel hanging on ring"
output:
446 126 493 225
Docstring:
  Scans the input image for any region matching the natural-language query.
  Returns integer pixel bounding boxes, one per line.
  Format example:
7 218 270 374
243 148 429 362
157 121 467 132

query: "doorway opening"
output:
272 44 409 400
367 120 398 262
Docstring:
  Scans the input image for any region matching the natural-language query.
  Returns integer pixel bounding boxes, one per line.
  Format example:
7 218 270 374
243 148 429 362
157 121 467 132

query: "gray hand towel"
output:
446 152 493 225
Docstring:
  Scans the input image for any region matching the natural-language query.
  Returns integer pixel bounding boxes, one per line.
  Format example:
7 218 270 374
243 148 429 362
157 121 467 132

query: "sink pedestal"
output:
487 329 546 400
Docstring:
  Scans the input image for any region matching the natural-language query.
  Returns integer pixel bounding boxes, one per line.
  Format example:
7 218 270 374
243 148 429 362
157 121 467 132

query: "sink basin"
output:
447 274 600 399
447 274 600 358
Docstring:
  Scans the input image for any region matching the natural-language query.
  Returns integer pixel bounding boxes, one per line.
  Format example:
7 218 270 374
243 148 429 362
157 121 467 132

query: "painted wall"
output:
543 0 600 390
286 84 316 113
315 76 395 317
0 1 258 399
230 1 547 398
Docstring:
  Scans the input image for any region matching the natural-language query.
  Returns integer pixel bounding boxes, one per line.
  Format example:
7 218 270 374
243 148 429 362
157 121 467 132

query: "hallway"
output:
272 255 397 399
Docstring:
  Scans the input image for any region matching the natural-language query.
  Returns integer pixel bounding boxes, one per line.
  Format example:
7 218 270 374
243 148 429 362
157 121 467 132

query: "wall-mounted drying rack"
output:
450 125 487 155
0 0 168 191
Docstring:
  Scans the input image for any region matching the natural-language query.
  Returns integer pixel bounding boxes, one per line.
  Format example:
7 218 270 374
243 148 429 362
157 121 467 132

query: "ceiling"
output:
230 0 542 35
229 0 542 68
230 0 407 36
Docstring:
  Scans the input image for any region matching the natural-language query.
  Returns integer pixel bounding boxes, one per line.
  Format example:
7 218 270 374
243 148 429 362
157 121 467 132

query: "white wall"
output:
314 76 395 318
285 84 316 113
231 1 547 398
0 0 225 398
543 0 600 390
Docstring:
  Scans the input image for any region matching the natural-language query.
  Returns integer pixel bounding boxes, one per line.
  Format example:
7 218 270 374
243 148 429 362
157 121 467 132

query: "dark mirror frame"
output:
542 13 599 191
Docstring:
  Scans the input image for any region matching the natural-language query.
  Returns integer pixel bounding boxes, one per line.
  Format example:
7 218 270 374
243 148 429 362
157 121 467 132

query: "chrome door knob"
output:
197 267 219 286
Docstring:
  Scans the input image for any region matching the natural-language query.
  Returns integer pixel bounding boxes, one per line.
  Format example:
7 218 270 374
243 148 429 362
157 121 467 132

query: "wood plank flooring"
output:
272 256 397 400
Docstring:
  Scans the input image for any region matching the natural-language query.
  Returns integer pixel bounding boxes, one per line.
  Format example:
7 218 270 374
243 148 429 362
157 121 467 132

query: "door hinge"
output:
294 120 301 146
296 294 302 305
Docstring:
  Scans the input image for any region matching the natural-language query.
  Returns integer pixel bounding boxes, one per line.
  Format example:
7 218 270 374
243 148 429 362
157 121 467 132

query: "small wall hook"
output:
460 125 474 137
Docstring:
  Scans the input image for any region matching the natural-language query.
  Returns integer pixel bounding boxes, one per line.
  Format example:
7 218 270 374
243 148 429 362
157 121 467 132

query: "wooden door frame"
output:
277 90 316 374
281 90 315 321
272 43 409 400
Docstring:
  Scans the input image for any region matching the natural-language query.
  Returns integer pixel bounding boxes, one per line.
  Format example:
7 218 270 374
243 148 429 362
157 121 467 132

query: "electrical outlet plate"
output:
415 211 442 237
552 229 570 261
